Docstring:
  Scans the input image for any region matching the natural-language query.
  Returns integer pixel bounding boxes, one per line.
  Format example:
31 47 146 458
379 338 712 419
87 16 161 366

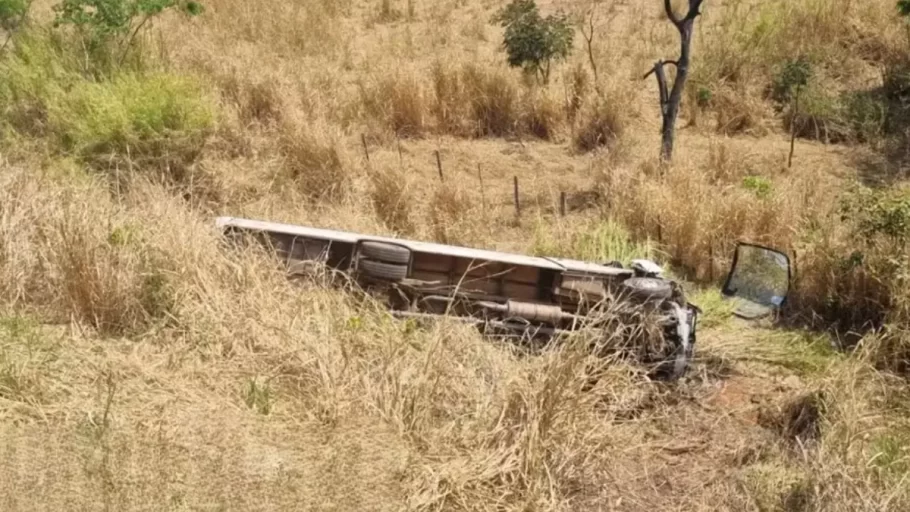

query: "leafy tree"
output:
772 56 812 167
772 56 812 105
492 0 574 84
52 0 203 71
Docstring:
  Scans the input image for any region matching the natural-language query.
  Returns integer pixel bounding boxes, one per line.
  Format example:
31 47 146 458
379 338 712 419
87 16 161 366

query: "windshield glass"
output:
724 244 790 308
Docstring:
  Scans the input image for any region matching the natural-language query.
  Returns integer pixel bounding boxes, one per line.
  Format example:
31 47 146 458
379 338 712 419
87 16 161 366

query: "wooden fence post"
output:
478 164 486 212
435 150 444 181
513 176 521 217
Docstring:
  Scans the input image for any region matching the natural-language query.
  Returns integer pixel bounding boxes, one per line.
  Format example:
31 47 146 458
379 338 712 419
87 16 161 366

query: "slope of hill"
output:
0 0 908 510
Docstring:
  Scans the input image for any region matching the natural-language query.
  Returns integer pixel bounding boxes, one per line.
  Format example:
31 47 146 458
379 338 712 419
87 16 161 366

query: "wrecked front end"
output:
546 258 700 381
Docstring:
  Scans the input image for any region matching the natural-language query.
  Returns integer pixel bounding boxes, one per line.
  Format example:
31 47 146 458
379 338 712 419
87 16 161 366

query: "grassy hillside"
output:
0 0 909 510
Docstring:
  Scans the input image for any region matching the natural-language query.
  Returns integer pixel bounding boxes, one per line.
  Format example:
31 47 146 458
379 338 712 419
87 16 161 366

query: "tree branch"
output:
655 64 669 114
581 9 598 86
684 0 705 23
644 60 672 118
642 60 678 80
664 0 681 27
650 0 706 163
118 14 153 67
665 0 705 30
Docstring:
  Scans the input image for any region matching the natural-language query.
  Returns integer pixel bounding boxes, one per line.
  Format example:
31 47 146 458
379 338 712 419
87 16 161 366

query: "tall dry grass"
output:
1 0 910 508
682 0 909 141
277 116 352 203
136 0 910 343
367 165 417 235
596 140 814 281
592 134 910 340
0 166 707 509
2 161 907 511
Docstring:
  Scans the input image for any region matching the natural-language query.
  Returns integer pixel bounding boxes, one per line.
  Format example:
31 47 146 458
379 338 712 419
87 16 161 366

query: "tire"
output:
621 277 673 301
359 258 408 281
360 241 411 265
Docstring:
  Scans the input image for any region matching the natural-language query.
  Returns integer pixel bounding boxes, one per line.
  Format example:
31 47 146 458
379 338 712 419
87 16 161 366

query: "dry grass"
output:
359 68 430 139
1 0 910 509
3 166 908 510
711 85 774 136
596 138 816 282
367 164 416 235
573 91 630 153
427 180 484 245
277 116 352 203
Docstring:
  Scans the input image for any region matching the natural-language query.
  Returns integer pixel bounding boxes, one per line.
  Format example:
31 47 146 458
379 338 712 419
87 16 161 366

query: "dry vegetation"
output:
1 0 910 510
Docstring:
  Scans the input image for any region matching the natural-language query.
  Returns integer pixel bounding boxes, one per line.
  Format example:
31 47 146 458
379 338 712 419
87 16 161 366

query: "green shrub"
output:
742 175 773 199
784 85 887 144
839 185 910 244
783 89 847 143
793 186 910 331
0 29 215 182
695 86 713 108
491 0 573 84
844 91 888 143
771 56 812 105
52 0 203 75
900 0 910 17
48 72 214 158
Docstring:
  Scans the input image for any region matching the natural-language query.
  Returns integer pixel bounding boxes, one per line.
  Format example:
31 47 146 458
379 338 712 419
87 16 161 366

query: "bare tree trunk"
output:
644 0 705 163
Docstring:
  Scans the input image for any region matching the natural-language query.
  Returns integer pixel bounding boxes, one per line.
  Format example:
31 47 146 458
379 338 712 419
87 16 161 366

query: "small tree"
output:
773 56 812 168
492 0 574 85
644 0 705 163
52 0 203 72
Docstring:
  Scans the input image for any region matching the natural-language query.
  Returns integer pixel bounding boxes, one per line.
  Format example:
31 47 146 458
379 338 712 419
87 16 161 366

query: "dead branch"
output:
581 9 599 87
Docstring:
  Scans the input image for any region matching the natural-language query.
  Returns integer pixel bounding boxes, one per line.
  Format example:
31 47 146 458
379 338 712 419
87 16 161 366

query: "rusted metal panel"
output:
412 253 454 273
501 264 541 284
500 282 539 301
